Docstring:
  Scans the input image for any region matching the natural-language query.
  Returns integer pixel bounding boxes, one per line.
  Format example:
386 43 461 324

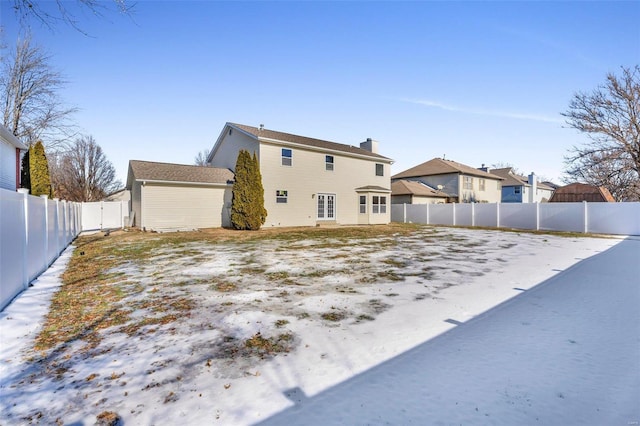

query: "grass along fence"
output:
391 201 640 236
1 190 81 310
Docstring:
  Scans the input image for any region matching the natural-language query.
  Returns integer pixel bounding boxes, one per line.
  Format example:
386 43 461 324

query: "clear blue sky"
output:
2 1 639 185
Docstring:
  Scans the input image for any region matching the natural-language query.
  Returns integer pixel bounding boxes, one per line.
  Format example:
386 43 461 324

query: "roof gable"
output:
127 160 234 188
222 122 392 162
392 158 503 180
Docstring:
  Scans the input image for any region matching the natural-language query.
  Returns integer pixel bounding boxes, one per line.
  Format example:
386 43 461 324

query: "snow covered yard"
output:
0 225 637 425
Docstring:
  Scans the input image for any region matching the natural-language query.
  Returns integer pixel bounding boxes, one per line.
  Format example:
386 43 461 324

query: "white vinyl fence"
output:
81 200 128 231
392 202 640 236
1 191 129 310
1 190 81 310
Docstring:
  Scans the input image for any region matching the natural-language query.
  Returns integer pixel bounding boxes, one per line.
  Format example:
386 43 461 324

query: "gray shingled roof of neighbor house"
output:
490 168 555 191
229 123 393 161
128 160 234 185
392 158 504 180
391 180 449 197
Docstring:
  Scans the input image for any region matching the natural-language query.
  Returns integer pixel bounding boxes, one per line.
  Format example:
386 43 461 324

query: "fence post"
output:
41 195 49 270
583 201 588 233
496 203 500 228
535 202 540 231
471 202 475 227
100 200 105 230
426 202 430 225
21 191 29 289
403 203 407 223
452 203 456 226
53 198 60 255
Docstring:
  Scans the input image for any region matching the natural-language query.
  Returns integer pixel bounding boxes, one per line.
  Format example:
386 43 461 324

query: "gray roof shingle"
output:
392 158 503 180
229 123 392 161
128 160 234 185
490 168 555 191
391 180 449 197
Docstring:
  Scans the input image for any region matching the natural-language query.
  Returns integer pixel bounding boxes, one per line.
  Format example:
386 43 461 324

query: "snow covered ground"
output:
1 227 638 425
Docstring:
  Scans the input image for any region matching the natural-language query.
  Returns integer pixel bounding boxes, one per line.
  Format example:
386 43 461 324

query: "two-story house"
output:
490 167 555 203
391 157 502 203
0 124 28 191
208 123 393 227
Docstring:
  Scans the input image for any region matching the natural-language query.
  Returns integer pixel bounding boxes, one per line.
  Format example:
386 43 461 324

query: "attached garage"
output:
126 160 234 231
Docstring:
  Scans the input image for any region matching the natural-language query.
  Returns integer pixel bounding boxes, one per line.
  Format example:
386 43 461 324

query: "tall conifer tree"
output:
231 150 267 230
29 141 52 197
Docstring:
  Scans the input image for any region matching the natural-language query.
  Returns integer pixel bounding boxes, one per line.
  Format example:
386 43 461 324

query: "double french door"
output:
317 193 335 220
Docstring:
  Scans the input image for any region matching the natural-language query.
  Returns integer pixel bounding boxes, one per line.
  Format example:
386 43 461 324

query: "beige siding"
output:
131 181 142 227
141 183 231 231
259 142 391 227
459 175 502 203
209 129 259 170
391 195 413 205
356 192 391 225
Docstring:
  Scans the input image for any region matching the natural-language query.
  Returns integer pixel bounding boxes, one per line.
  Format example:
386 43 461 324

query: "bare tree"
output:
562 65 640 201
194 149 210 166
10 0 133 34
50 135 121 202
1 33 77 149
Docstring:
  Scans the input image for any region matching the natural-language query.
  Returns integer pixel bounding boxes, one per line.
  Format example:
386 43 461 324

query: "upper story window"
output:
282 148 292 166
325 155 334 171
463 176 473 190
515 187 521 194
375 163 384 176
479 178 485 191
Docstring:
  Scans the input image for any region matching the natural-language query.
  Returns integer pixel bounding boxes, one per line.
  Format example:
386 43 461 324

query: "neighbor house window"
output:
375 163 384 176
359 195 366 214
282 149 292 166
276 190 288 203
479 178 485 191
463 176 473 190
326 155 334 171
514 187 521 194
372 196 387 214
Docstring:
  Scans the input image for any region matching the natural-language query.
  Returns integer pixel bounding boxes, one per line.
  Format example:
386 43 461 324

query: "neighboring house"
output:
0 124 28 191
391 158 502 203
391 180 449 204
489 168 555 203
104 188 130 203
126 160 234 231
207 123 393 227
549 183 615 202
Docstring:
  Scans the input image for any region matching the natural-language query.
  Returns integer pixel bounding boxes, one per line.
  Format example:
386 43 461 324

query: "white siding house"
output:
392 158 503 203
490 168 555 203
208 123 394 227
0 124 27 191
126 160 234 231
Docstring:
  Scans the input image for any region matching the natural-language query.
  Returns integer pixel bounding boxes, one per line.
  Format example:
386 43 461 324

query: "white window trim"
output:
282 148 292 166
276 189 288 203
